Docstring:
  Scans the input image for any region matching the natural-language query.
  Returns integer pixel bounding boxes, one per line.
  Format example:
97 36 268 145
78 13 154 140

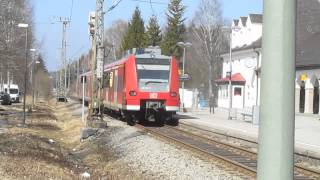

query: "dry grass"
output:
0 100 139 179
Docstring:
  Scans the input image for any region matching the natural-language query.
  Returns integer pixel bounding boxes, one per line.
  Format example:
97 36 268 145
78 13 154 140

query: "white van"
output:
3 84 20 103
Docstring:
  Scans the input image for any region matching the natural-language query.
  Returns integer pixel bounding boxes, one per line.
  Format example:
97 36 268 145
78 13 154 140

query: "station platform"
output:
178 107 320 158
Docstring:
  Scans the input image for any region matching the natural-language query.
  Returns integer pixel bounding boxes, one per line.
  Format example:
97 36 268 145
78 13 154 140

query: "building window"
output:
234 87 242 96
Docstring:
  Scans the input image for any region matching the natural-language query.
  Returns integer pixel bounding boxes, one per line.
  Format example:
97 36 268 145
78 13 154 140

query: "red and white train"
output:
78 49 180 126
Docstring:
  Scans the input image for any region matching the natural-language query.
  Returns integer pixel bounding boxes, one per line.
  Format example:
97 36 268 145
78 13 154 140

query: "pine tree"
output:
146 15 162 47
161 0 186 58
122 7 146 51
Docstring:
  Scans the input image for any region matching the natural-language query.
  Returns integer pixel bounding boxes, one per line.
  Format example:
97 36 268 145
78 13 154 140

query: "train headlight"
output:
129 90 137 96
170 92 177 97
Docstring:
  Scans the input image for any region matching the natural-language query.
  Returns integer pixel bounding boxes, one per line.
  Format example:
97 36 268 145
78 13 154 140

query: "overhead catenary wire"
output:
131 0 167 5
107 0 123 12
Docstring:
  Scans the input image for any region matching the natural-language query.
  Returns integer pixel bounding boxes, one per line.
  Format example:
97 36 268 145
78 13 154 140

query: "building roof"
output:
233 19 239 26
240 17 248 26
249 14 263 23
296 0 320 68
215 73 246 84
296 32 320 68
224 0 320 68
232 37 262 52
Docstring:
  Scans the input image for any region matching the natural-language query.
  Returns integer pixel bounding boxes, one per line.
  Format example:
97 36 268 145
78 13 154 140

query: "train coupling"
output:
145 101 164 111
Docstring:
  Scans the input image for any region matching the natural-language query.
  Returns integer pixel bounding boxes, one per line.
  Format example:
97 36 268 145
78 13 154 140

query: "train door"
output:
102 72 110 108
109 71 114 108
113 69 118 109
313 80 319 114
117 66 124 107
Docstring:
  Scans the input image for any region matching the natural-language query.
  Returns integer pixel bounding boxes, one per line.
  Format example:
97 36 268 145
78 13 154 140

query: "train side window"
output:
103 73 110 88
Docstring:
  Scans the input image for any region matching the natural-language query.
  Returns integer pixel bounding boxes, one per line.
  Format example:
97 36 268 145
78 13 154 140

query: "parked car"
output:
3 84 20 103
0 91 12 105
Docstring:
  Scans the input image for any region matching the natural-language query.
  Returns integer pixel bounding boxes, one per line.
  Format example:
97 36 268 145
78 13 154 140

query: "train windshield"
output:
136 58 171 92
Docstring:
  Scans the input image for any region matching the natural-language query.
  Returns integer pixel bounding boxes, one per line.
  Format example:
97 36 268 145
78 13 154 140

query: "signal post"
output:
86 0 106 127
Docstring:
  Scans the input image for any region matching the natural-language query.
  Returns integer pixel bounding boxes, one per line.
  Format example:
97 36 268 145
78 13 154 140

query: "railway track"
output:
136 124 320 179
179 122 320 171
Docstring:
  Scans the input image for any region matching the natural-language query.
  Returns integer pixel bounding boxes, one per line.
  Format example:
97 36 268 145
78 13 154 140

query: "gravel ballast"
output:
102 119 250 180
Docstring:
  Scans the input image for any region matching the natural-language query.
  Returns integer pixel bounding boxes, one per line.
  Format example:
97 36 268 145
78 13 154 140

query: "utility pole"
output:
0 64 1 92
257 0 296 179
7 71 10 92
76 60 79 92
68 59 71 92
88 0 105 121
57 18 70 102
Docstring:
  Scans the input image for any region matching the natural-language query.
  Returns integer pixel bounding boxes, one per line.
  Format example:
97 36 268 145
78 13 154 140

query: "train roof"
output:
135 53 171 59
104 57 129 70
80 50 174 76
103 53 172 70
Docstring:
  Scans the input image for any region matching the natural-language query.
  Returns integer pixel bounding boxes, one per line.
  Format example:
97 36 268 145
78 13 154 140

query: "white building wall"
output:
219 49 260 108
296 69 320 114
220 14 320 115
231 16 262 49
218 85 229 108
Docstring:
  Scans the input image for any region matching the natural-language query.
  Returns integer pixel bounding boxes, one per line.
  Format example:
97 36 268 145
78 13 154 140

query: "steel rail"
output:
135 124 320 180
173 124 320 179
180 122 320 161
135 124 257 178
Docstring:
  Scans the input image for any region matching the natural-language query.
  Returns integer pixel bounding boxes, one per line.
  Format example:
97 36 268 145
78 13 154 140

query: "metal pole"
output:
257 0 296 179
22 27 28 125
64 23 67 102
255 51 260 106
56 71 58 100
76 60 79 91
228 31 233 120
82 76 85 122
90 0 104 117
7 71 10 92
32 52 35 108
0 72 2 92
68 61 71 91
181 47 186 110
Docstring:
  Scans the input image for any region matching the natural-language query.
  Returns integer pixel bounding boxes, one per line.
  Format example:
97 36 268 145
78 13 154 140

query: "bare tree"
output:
190 0 228 98
104 20 128 63
0 0 35 91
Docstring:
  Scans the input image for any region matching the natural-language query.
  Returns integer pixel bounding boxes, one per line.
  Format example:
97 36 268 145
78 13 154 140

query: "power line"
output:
69 0 74 22
131 0 167 5
70 45 86 60
107 0 123 12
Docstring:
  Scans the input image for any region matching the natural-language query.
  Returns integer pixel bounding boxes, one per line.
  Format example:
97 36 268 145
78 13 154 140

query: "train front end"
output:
125 52 180 126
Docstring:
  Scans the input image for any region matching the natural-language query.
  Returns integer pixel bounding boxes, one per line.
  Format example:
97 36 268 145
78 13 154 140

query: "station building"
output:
216 0 320 115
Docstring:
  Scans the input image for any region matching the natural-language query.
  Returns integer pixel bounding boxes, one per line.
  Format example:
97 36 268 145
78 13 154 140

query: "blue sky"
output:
31 0 262 71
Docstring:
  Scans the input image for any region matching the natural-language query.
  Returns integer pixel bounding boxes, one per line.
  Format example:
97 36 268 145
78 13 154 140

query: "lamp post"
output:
177 42 192 111
18 23 29 126
227 25 241 120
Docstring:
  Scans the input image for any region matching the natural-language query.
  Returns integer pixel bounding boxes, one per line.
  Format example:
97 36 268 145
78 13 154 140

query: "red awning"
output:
215 73 246 84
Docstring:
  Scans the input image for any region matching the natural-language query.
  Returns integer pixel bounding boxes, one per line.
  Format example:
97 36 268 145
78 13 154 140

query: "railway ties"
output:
137 124 320 179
